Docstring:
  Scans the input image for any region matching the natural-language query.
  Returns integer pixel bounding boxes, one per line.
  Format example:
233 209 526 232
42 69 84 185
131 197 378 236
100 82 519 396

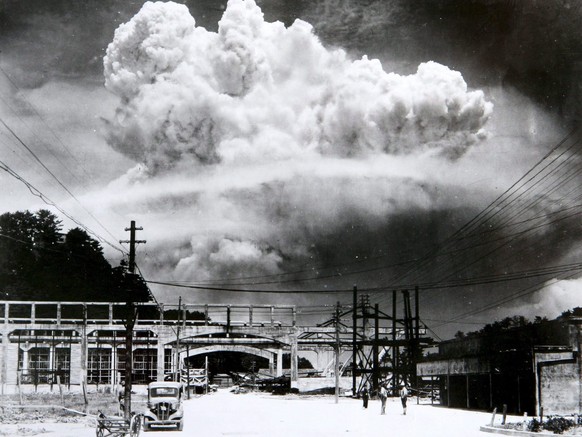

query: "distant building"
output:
417 315 582 416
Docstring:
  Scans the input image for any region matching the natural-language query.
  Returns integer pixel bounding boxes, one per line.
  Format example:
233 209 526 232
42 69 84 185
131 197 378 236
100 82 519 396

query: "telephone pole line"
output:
121 220 147 274
119 220 146 419
334 301 341 404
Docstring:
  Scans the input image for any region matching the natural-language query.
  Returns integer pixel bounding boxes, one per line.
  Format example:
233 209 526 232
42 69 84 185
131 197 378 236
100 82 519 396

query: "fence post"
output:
490 407 497 426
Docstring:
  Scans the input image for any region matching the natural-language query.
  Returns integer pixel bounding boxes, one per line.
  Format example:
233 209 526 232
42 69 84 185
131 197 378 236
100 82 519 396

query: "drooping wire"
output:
0 159 126 256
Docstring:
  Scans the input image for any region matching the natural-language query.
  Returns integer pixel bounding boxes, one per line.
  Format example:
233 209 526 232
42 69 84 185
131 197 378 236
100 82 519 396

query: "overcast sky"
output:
1 0 581 339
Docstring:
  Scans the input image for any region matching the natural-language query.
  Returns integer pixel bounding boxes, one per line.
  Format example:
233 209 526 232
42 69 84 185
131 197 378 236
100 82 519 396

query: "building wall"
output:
535 351 579 415
4 343 19 385
0 322 302 390
417 357 490 376
418 318 582 415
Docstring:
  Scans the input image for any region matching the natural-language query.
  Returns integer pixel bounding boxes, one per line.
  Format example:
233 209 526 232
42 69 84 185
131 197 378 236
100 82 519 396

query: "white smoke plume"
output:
498 278 582 322
101 0 493 293
104 0 492 171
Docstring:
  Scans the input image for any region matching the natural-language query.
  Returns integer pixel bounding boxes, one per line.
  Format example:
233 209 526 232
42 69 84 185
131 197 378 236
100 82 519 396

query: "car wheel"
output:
177 421 183 431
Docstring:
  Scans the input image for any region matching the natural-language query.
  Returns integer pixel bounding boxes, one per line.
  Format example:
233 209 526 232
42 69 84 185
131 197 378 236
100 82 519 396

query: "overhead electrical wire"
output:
366 127 582 323
0 69 129 256
367 129 582 305
429 270 581 331
140 128 582 335
0 159 126 256
0 118 125 252
144 259 582 294
382 128 581 288
152 130 582 293
0 65 93 182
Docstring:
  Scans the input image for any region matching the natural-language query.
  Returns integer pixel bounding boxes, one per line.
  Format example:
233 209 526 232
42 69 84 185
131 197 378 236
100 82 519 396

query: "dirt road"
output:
2 389 499 436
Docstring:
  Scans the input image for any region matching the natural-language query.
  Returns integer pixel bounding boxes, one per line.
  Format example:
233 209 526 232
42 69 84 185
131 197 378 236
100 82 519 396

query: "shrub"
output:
527 418 541 433
543 416 575 434
527 416 576 434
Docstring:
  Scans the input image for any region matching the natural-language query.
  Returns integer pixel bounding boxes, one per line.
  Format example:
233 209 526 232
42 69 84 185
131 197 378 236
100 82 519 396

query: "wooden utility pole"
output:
352 286 357 396
373 303 379 391
175 296 182 383
335 301 341 404
392 290 397 393
120 221 146 419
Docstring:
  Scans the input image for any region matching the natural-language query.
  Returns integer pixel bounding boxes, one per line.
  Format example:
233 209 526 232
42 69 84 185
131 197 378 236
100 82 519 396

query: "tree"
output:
559 307 582 319
58 227 112 300
454 330 466 339
111 267 151 303
0 209 152 303
0 209 62 299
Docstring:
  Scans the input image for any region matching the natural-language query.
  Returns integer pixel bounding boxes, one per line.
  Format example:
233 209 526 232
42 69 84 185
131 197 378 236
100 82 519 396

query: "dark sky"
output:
1 0 581 115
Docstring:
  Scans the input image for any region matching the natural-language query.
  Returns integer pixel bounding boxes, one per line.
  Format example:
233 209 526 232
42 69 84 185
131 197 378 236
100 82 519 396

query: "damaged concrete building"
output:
417 314 582 416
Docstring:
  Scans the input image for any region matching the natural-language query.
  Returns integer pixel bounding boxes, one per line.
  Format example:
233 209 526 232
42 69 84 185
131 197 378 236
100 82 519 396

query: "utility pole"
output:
175 296 182 383
335 301 341 404
122 221 146 274
352 286 357 397
119 221 146 419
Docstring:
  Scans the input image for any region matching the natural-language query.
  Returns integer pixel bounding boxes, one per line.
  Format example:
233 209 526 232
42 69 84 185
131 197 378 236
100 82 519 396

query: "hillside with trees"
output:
0 209 150 302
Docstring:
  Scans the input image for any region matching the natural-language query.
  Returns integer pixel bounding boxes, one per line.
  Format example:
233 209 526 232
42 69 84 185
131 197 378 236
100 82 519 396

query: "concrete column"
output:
69 343 82 385
290 332 298 389
268 355 274 376
49 345 54 373
277 349 283 377
20 344 30 371
111 346 117 388
316 349 325 374
157 341 165 381
5 342 19 385
1 327 8 394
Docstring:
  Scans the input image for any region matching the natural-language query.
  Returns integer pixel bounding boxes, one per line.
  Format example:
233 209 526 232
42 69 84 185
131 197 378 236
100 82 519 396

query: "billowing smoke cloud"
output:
100 0 495 298
104 0 492 173
498 278 582 322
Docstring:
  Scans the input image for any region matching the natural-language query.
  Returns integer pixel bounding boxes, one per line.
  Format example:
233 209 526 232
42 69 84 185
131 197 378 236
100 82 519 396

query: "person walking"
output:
379 384 388 415
361 386 369 409
400 384 409 415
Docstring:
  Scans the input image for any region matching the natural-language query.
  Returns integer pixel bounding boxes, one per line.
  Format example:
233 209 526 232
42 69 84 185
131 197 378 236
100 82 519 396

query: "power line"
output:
145 279 353 293
0 159 126 256
0 110 124 254
387 128 581 288
0 64 91 175
144 259 582 294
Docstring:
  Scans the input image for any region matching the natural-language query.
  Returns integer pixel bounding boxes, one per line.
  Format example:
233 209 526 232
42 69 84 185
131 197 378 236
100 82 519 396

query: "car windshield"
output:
150 387 179 397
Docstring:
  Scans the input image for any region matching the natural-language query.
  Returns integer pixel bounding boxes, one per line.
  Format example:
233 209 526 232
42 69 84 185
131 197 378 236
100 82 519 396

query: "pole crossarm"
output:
121 220 145 419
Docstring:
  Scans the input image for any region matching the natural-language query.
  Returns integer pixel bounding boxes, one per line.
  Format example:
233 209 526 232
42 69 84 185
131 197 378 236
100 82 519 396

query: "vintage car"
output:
142 381 184 431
